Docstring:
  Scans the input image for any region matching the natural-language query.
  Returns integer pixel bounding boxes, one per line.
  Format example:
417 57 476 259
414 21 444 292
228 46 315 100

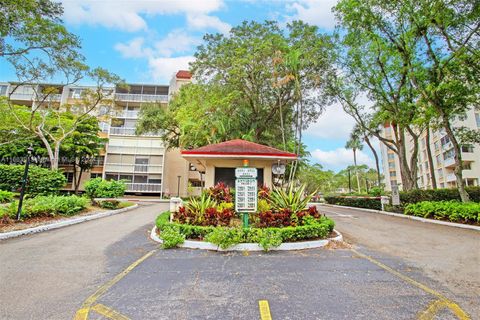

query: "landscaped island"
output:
156 183 336 251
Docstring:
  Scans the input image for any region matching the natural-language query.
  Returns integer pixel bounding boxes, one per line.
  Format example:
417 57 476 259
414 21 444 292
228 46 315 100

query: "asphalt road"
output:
0 202 478 319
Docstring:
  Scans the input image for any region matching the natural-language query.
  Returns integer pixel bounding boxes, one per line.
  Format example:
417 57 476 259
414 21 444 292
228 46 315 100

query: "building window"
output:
0 85 7 96
463 163 472 170
390 171 396 177
64 172 74 183
90 173 102 179
434 141 439 151
437 168 443 177
435 155 442 165
476 113 480 128
440 135 450 146
190 180 204 187
69 88 84 99
388 162 395 168
443 149 454 160
461 145 474 153
387 153 395 160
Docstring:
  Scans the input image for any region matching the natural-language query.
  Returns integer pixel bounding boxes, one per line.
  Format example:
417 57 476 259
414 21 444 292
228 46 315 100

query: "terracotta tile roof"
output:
181 139 297 158
176 70 192 79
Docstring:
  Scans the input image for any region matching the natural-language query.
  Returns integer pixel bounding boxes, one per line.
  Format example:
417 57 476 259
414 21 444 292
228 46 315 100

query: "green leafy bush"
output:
84 178 126 199
0 165 67 195
7 195 88 219
159 225 185 249
0 190 14 203
400 187 480 204
404 201 480 223
324 196 381 210
99 200 120 209
156 212 335 250
270 184 315 214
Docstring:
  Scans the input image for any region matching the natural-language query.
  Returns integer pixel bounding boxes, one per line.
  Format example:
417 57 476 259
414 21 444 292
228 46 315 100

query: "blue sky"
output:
0 0 378 172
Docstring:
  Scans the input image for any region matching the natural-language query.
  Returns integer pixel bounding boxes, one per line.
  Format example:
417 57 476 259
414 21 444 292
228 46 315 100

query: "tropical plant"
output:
345 132 363 193
184 193 218 216
84 178 126 199
269 184 315 214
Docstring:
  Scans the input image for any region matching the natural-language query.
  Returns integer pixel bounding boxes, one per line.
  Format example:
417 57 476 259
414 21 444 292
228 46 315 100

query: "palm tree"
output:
345 132 363 193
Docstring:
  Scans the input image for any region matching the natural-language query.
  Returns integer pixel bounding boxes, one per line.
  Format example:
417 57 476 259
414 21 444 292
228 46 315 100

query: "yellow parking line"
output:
351 248 470 320
91 303 130 320
259 300 272 320
73 249 157 320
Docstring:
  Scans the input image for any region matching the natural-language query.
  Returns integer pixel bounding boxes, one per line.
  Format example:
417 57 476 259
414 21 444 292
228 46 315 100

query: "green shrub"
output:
400 187 480 204
159 225 185 249
0 190 14 203
324 196 381 210
7 195 89 219
204 228 243 249
0 165 67 196
84 178 126 199
404 201 480 223
156 212 335 250
99 200 120 209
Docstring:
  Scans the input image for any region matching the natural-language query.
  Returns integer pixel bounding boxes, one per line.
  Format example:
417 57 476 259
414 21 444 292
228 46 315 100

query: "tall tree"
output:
345 132 363 192
140 21 335 153
61 116 107 194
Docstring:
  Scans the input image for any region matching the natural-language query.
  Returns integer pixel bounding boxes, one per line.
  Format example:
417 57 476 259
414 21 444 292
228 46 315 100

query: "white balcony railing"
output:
108 127 159 136
119 110 139 118
106 145 165 155
125 183 162 192
115 93 168 103
36 93 62 101
443 157 455 168
9 92 34 100
104 163 163 174
446 172 456 182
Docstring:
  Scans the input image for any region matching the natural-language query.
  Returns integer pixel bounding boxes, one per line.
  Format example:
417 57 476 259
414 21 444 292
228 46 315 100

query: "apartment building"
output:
0 71 200 197
380 108 480 191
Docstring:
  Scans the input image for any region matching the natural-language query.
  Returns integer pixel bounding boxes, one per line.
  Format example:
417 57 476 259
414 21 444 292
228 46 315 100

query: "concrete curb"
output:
0 204 139 241
150 226 343 251
322 204 480 231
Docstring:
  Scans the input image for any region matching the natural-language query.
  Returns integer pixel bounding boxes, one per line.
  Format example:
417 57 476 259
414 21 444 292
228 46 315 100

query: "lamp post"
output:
177 175 181 197
17 146 34 220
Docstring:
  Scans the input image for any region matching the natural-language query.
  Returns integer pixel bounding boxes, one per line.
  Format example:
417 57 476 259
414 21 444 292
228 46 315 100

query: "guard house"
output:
181 139 297 189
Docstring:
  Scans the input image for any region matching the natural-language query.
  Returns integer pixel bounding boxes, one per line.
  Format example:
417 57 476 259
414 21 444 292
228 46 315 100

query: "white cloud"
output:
305 102 355 140
148 56 195 82
114 37 151 59
287 0 338 30
186 14 231 34
61 0 228 32
311 147 375 170
154 30 201 57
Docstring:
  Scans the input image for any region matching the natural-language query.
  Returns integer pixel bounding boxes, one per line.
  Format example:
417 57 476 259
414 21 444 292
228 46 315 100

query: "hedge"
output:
400 187 480 204
155 211 335 250
84 178 126 199
1 195 88 219
404 201 480 224
0 165 67 196
325 187 480 211
323 196 381 210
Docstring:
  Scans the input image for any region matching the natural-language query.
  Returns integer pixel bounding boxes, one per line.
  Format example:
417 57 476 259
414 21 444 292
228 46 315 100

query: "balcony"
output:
446 172 456 182
104 163 163 174
9 92 34 101
125 183 162 193
36 93 62 102
115 93 168 103
443 157 455 168
106 145 165 155
118 110 139 118
109 127 159 137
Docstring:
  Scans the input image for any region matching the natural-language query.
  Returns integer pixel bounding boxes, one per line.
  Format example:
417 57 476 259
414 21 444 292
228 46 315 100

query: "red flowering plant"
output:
258 184 270 200
207 182 233 203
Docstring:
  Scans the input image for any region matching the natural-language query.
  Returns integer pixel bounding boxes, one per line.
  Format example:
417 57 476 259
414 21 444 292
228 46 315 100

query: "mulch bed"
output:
0 206 107 233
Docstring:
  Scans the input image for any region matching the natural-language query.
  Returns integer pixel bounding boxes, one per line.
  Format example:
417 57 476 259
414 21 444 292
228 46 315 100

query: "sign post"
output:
391 184 400 206
235 167 257 228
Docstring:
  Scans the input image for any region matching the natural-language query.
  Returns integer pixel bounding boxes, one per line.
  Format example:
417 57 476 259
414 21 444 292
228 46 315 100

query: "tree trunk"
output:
425 126 437 189
72 161 78 194
74 166 84 195
395 126 416 190
364 135 381 187
441 115 469 202
353 149 361 193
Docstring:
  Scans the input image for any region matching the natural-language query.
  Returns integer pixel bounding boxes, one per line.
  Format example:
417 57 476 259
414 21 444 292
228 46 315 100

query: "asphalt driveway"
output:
0 202 478 319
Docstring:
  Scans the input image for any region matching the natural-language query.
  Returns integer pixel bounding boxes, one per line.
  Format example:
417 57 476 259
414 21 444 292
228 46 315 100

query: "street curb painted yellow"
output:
351 248 470 320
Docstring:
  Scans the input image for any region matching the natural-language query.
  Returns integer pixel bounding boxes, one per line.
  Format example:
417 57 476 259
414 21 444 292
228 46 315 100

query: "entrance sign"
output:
391 185 400 206
235 178 257 212
235 167 257 227
235 167 257 179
